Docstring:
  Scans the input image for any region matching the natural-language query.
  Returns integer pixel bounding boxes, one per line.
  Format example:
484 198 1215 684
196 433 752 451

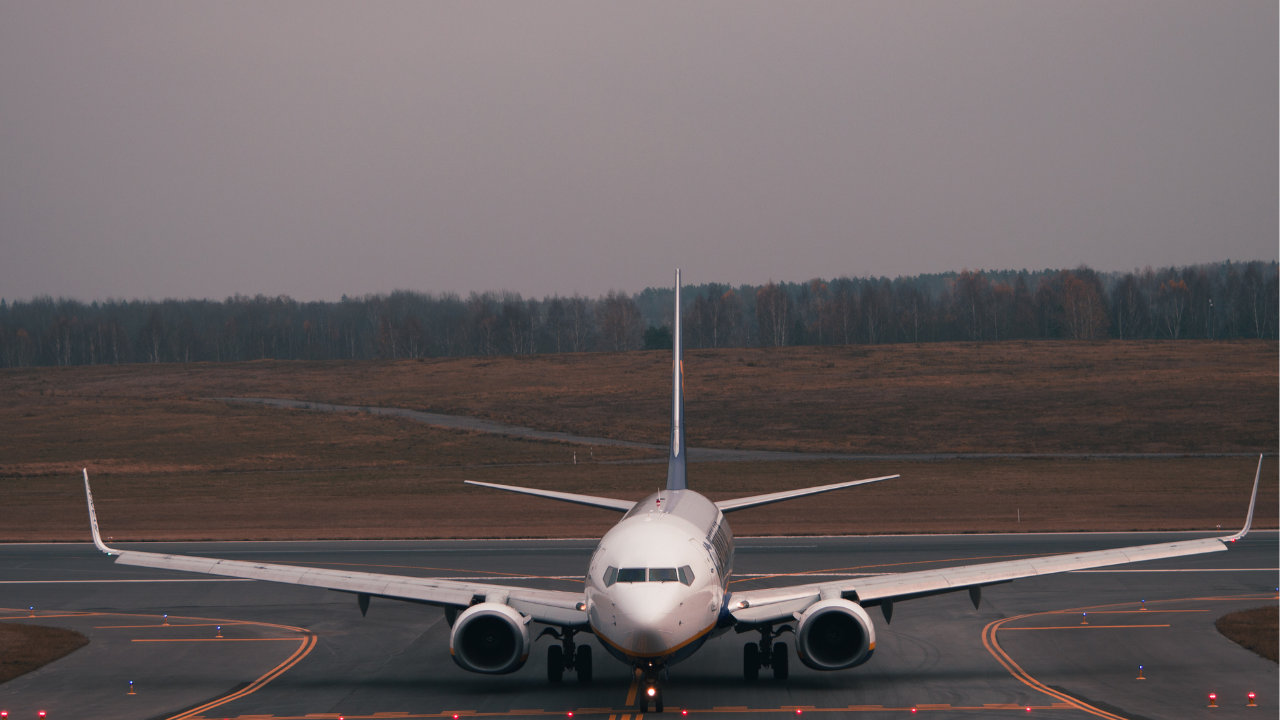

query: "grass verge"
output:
5 456 1273 541
0 623 90 684
1215 606 1279 663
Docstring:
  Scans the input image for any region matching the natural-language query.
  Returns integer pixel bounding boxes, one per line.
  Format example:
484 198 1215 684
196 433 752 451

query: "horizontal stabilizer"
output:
715 474 899 513
464 480 636 512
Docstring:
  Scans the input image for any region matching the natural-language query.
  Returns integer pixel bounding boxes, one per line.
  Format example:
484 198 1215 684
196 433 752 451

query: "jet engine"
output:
449 602 531 674
794 598 876 671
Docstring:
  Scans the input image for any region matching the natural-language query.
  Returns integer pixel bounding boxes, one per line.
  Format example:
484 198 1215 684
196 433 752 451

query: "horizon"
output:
2 258 1275 306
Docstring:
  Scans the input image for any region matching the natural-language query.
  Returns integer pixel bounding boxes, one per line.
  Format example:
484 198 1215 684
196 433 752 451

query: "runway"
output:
1 532 1275 720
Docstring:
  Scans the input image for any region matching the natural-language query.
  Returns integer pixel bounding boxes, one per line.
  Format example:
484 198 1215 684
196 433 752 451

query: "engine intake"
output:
795 598 876 671
449 602 531 674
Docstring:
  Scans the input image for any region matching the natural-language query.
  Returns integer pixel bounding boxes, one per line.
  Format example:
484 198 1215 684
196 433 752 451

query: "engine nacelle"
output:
794 598 876 671
449 602 531 674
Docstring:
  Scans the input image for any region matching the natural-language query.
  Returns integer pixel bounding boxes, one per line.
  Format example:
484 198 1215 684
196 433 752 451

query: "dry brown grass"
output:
0 623 90 684
0 395 655 479
1215 606 1279 663
6 456 1274 541
3 340 1274 454
0 341 1275 540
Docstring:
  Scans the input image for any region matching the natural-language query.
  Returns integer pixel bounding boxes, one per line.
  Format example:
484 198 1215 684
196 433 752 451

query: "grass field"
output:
1215 606 1279 663
1 341 1275 540
0 623 89 684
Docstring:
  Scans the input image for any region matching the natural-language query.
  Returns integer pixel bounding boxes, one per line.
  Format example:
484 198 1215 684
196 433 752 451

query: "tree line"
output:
0 261 1274 368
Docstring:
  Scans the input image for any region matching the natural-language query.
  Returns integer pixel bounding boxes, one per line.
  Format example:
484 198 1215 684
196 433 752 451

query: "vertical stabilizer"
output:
666 269 687 490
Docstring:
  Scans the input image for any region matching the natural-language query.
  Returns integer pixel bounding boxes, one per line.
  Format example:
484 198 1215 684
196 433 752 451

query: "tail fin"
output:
666 269 687 491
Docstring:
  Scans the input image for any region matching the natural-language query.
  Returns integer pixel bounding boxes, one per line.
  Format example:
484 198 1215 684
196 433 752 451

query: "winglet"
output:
666 268 687 491
83 469 115 555
1222 454 1263 543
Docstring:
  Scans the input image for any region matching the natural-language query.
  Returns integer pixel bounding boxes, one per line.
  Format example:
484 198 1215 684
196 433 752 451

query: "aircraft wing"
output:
729 456 1263 626
84 473 587 627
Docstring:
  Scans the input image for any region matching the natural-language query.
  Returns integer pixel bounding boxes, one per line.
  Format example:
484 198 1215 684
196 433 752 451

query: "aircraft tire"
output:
576 645 592 683
655 688 664 713
547 645 564 683
743 642 760 681
772 642 789 680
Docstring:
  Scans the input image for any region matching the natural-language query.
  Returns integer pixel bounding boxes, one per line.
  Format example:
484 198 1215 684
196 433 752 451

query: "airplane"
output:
82 269 1263 714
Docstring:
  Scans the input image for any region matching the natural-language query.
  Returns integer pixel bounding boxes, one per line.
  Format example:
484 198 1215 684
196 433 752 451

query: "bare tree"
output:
830 279 859 344
1111 273 1148 340
564 295 595 352
953 270 989 341
1154 278 1189 339
596 291 643 351
1061 272 1109 339
755 282 791 347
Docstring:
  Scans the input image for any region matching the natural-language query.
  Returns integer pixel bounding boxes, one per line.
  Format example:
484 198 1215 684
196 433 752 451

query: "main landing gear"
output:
540 627 592 683
743 624 791 682
636 664 666 713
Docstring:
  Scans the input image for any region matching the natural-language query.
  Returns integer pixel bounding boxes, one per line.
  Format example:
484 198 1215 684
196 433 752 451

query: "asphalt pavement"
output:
1 532 1275 720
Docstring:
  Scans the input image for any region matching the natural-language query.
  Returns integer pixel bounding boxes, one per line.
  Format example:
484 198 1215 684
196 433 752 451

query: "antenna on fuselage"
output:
666 269 687 491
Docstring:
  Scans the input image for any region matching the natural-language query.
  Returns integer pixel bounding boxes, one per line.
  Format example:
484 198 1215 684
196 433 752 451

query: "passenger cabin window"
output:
616 568 647 583
649 568 679 583
677 565 694 586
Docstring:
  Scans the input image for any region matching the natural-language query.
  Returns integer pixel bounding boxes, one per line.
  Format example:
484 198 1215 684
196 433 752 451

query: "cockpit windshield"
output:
603 566 695 587
615 568 646 583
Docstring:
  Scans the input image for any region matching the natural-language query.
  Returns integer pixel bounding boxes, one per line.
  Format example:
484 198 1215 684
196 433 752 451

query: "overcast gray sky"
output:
1 2 1275 302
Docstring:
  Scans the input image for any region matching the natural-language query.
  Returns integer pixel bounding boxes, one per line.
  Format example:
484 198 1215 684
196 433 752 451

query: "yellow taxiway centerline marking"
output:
982 592 1277 720
1045 609 1206 614
624 676 639 706
0 613 102 620
1000 624 1171 630
132 637 302 642
97 622 253 628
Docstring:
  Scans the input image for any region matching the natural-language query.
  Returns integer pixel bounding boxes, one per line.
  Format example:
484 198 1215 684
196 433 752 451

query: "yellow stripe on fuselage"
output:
590 618 718 660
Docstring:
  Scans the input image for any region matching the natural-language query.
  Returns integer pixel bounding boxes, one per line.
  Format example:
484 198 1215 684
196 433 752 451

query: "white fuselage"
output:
584 489 734 667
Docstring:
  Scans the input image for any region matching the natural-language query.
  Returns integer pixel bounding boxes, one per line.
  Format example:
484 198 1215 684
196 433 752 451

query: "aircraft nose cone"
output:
614 590 675 625
612 586 683 653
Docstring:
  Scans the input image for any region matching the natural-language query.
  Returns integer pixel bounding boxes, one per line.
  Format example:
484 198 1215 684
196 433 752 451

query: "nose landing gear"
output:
539 627 593 683
742 624 792 681
636 665 666 713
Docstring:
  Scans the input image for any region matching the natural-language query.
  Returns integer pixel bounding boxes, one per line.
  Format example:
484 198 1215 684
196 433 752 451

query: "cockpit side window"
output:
677 565 695 586
649 567 679 583
616 567 646 583
604 566 619 587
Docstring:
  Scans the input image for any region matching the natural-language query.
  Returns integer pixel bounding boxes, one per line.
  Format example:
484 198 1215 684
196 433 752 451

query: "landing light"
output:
647 687 657 697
